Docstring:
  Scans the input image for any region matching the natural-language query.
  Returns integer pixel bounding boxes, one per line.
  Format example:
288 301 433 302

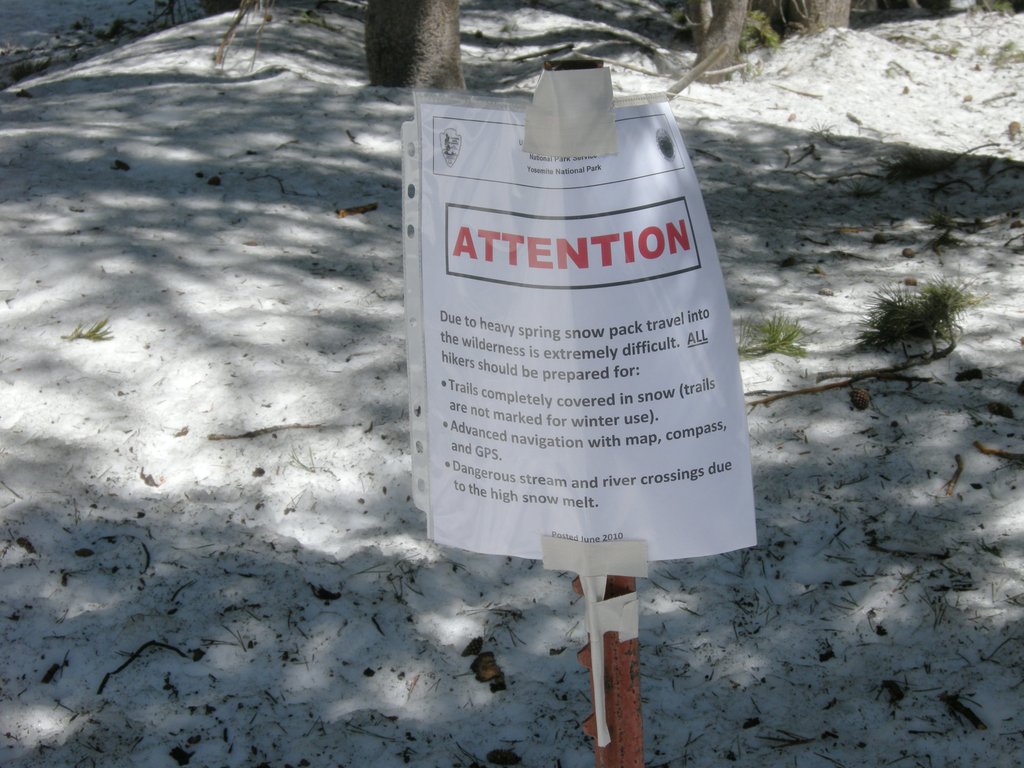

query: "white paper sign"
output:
404 94 755 561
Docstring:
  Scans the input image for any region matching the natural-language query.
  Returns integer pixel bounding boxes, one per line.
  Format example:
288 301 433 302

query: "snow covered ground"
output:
2 1 1023 766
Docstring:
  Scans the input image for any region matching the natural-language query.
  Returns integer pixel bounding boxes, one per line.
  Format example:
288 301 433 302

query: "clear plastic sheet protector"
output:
404 91 755 561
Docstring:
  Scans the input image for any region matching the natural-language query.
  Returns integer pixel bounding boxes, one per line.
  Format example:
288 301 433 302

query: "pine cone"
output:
849 388 871 410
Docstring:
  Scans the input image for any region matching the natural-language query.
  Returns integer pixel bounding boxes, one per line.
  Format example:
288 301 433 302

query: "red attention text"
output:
451 219 692 270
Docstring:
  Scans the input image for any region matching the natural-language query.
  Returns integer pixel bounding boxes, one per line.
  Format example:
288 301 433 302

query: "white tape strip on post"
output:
593 590 640 642
523 66 618 157
542 537 647 747
542 537 649 579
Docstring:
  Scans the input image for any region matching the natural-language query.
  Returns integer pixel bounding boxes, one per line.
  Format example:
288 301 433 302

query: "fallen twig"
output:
746 378 849 406
974 441 1024 462
41 653 68 684
758 729 816 748
772 83 824 99
667 43 728 95
942 454 964 496
336 202 378 218
97 640 189 694
605 58 660 77
940 692 987 730
866 535 949 560
170 580 195 604
981 91 1016 106
814 343 955 383
510 43 575 62
0 478 23 499
747 373 930 406
746 343 952 407
207 423 322 441
980 636 1017 663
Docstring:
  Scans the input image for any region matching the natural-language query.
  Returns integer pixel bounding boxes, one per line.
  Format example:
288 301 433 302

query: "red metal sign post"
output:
575 575 644 768
544 538 647 766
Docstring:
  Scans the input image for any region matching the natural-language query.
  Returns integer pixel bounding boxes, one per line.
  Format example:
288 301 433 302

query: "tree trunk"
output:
365 0 465 89
786 0 851 32
692 0 749 83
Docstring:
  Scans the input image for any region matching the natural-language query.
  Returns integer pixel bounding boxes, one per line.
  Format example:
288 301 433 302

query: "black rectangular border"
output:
443 196 703 291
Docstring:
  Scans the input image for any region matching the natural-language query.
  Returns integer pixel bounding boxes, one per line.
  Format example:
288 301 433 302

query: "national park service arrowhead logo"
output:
440 127 462 167
656 128 675 160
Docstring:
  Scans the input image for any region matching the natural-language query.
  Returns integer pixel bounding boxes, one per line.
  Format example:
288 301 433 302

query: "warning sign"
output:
404 94 755 561
446 196 700 289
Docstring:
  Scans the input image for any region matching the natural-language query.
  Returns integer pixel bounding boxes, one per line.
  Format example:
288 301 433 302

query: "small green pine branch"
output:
844 180 883 198
926 228 964 253
738 313 810 358
925 209 956 230
881 147 958 181
289 446 319 473
62 318 113 342
811 121 836 143
10 57 52 83
992 41 1024 68
288 446 336 478
857 279 981 351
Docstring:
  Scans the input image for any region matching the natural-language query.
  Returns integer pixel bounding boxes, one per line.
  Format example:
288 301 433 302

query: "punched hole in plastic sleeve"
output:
401 118 430 518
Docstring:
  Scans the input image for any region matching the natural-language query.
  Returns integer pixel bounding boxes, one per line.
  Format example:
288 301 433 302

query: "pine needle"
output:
857 279 980 350
738 313 809 358
880 146 958 181
62 318 113 342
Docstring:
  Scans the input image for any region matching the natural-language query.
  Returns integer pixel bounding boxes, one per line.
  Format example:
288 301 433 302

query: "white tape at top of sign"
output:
524 67 618 158
405 92 756 562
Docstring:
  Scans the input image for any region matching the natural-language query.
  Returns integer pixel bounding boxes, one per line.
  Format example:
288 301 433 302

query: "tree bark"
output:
691 0 749 83
365 0 465 89
786 0 852 32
